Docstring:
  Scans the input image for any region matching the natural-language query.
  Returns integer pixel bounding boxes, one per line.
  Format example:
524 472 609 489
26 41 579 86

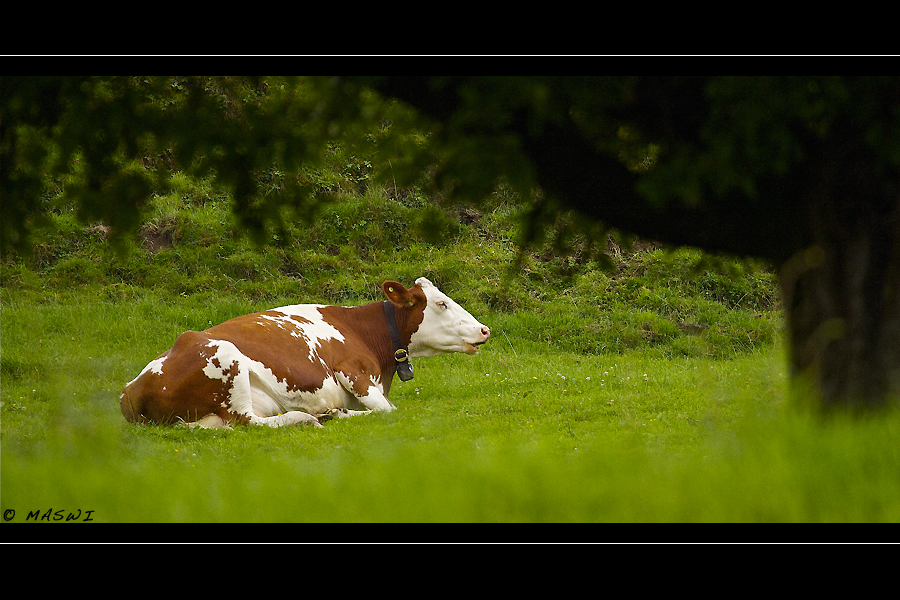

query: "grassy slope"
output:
3 174 900 525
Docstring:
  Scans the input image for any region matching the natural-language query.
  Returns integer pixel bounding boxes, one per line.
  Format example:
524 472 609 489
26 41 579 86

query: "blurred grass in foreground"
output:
4 323 900 525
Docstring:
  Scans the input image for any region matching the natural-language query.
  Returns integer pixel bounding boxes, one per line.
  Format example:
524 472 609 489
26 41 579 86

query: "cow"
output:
119 277 490 428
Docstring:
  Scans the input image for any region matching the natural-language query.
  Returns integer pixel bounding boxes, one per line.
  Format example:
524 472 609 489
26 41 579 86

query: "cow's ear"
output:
383 281 414 307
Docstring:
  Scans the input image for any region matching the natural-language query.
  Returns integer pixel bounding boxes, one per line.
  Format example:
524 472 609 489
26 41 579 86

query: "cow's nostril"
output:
482 327 491 338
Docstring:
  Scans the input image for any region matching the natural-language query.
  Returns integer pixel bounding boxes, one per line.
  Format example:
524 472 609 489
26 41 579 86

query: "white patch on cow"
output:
334 372 392 411
200 338 353 420
201 340 241 383
408 277 491 358
257 313 305 338
126 354 168 386
258 304 345 362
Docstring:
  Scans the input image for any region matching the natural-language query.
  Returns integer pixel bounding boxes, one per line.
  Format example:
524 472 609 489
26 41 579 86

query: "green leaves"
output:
2 77 372 256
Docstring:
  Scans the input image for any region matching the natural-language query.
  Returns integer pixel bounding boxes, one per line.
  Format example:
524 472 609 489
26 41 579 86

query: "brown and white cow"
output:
120 277 490 428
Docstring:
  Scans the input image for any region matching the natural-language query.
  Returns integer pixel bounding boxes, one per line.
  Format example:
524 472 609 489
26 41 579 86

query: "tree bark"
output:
778 122 900 410
779 232 900 409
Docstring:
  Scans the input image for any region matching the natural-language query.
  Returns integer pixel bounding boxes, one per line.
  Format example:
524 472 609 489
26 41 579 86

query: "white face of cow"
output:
408 277 491 358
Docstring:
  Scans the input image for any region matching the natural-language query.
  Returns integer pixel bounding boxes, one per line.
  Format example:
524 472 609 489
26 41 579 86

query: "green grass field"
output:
4 307 900 525
3 176 900 526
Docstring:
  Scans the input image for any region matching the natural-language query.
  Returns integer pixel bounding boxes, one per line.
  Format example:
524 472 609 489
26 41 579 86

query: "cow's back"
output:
203 305 347 395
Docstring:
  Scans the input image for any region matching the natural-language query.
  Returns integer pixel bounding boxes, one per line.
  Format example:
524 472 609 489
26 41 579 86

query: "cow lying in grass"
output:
120 278 490 428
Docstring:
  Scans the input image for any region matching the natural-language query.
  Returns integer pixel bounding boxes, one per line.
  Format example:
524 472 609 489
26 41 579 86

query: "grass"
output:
3 171 900 526
4 291 900 525
5 326 900 524
0 303 776 524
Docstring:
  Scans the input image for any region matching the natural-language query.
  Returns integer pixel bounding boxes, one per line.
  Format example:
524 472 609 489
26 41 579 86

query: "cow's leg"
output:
181 413 231 429
204 340 322 429
334 370 396 414
249 411 323 428
316 406 370 422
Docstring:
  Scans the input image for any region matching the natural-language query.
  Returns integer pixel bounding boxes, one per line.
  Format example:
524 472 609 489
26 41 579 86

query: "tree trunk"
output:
778 159 900 410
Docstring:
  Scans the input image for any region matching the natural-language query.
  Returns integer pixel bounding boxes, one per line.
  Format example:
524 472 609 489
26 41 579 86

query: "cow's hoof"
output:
316 407 349 423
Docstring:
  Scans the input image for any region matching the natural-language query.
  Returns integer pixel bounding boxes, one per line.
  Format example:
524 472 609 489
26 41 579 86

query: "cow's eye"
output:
436 301 448 309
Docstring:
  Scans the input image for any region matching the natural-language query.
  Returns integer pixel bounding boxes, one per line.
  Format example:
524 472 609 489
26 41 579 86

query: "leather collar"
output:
383 301 414 381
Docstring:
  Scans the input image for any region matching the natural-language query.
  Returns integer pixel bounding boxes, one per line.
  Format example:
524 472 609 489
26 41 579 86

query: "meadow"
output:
3 172 900 528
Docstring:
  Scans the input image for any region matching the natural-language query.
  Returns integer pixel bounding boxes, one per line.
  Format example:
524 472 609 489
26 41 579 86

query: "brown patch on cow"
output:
121 331 238 425
335 358 379 398
209 312 334 396
397 282 427 348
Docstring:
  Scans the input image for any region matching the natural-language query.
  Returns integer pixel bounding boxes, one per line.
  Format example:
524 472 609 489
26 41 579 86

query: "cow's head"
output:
383 277 490 358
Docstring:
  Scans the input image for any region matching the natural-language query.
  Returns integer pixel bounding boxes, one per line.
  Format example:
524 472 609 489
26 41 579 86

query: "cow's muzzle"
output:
465 327 491 354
